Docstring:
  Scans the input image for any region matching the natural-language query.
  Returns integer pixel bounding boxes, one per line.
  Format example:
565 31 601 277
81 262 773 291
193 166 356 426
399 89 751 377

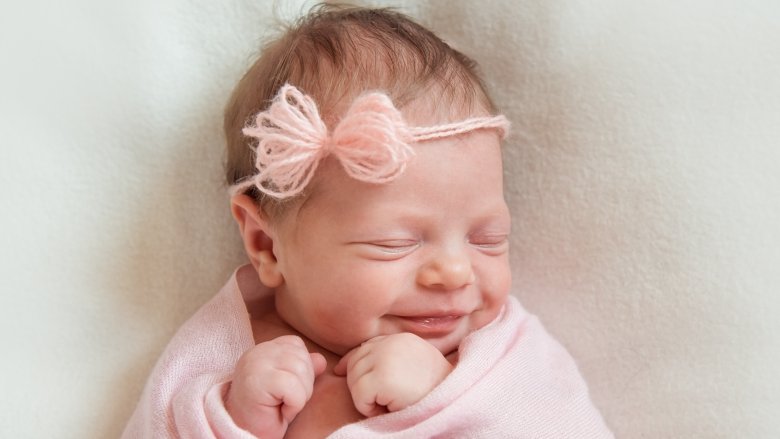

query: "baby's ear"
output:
230 194 284 288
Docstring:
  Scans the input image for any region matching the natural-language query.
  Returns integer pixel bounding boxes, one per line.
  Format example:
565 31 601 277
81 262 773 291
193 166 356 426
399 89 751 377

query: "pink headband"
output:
229 84 510 199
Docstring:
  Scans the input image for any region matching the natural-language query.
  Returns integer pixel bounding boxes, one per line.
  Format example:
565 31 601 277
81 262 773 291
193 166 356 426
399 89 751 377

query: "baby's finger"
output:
333 348 357 376
339 343 379 377
266 370 310 421
274 348 316 378
359 334 388 346
342 348 378 390
334 335 390 375
348 374 389 417
309 352 327 376
272 334 307 348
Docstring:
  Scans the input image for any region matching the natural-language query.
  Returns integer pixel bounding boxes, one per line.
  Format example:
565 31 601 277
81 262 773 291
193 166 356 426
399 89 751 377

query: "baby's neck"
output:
249 304 342 369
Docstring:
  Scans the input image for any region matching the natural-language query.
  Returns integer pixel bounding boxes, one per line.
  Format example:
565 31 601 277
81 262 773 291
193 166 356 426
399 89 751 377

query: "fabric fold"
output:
122 268 612 438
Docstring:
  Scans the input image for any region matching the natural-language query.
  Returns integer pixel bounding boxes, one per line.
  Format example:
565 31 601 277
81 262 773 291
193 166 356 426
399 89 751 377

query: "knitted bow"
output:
235 84 414 199
230 83 510 199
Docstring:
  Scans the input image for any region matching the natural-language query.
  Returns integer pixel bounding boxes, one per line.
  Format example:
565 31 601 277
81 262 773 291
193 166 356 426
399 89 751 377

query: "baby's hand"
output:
333 333 454 417
226 335 327 439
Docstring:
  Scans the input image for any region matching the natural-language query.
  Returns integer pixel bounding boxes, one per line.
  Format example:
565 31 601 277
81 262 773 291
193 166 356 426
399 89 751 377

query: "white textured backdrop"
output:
1 1 778 437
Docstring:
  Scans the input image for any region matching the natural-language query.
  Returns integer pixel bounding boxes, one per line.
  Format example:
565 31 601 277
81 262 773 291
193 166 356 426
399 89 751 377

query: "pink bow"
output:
239 84 415 199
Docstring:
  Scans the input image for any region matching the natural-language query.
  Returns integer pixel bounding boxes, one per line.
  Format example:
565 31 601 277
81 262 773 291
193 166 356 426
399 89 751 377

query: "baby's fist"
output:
226 335 326 439
334 332 454 417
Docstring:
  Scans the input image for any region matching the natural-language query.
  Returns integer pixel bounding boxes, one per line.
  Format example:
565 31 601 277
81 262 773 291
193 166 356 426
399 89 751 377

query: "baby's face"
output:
269 129 511 356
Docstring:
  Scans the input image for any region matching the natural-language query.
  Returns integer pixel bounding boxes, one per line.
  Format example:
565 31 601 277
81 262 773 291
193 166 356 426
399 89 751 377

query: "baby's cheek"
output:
478 294 505 324
474 262 511 327
483 258 512 301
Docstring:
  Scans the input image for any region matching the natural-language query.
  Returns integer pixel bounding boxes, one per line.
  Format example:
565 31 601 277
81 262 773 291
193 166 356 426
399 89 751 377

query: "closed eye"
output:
354 239 420 260
469 235 509 254
369 240 419 253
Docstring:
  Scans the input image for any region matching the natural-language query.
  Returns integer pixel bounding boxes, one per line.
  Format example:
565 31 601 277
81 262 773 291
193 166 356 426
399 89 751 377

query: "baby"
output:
123 4 612 438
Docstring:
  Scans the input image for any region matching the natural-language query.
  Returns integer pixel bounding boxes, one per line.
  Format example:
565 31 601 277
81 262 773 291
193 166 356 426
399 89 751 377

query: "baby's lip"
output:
394 312 468 336
400 310 467 319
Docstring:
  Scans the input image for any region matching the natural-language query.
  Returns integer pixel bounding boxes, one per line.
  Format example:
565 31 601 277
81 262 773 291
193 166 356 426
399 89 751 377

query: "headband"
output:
229 83 510 199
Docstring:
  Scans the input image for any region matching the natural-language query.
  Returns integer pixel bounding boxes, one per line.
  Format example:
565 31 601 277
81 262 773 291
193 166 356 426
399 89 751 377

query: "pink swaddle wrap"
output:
122 267 612 438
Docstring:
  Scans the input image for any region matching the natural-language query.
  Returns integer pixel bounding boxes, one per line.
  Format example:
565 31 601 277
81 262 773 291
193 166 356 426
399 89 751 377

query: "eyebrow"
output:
357 204 511 227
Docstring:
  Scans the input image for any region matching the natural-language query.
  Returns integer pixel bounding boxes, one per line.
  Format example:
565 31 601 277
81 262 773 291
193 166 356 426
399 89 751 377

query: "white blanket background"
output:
1 1 778 437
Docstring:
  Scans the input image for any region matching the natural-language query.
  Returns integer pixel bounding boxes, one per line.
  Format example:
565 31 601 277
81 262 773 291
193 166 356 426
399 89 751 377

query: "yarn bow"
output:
239 84 414 199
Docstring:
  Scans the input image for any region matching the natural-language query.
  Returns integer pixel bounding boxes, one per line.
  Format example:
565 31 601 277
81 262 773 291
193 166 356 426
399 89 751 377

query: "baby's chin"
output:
422 326 474 357
420 310 503 355
430 339 462 358
445 310 501 350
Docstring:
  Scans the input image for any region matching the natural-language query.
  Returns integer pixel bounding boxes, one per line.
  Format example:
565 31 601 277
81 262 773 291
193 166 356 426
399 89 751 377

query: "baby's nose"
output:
416 249 475 291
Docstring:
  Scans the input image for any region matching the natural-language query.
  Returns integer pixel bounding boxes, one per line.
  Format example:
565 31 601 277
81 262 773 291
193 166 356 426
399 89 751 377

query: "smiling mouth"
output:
396 314 465 336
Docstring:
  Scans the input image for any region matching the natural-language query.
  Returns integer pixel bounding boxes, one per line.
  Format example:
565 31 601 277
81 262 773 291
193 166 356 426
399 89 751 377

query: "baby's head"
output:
225 4 501 216
225 4 512 356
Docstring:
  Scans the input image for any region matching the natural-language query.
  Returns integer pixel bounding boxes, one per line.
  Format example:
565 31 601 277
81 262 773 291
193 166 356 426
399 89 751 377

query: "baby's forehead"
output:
401 91 493 127
315 84 490 130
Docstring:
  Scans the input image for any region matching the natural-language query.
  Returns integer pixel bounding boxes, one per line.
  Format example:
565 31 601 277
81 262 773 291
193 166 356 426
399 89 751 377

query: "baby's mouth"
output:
406 315 459 325
396 314 465 336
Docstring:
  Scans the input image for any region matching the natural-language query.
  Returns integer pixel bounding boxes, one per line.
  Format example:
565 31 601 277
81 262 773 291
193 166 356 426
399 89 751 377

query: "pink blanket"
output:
122 267 612 438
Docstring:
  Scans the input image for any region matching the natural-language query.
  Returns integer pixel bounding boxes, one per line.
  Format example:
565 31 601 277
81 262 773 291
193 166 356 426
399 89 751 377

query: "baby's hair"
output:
224 3 498 217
